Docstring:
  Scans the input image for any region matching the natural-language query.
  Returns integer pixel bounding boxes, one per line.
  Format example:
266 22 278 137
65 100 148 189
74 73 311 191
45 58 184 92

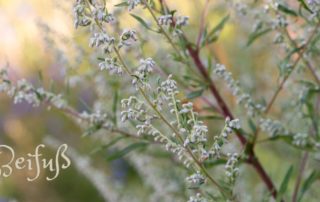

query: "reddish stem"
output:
187 46 278 199
187 47 246 144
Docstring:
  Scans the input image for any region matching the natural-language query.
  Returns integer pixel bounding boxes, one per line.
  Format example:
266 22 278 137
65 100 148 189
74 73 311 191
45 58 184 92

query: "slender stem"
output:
84 0 104 30
187 47 247 144
252 22 320 145
84 5 224 192
143 0 181 54
148 0 279 198
283 25 320 85
171 94 181 127
114 47 225 194
187 40 279 199
196 0 210 49
292 152 309 202
46 102 140 139
265 22 320 113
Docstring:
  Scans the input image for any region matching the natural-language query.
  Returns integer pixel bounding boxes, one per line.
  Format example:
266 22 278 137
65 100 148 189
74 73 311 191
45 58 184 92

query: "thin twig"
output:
251 22 320 145
114 47 226 195
265 22 320 114
283 26 320 86
292 152 309 202
187 45 278 199
150 0 279 199
196 0 211 49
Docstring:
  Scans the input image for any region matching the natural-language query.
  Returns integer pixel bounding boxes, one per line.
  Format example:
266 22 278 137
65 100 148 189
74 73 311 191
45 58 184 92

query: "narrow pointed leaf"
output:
277 4 298 16
247 28 272 46
277 165 294 202
106 142 148 161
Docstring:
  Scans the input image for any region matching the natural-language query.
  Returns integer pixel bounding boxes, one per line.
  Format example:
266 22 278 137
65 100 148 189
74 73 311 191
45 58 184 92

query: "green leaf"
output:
205 191 220 201
90 136 125 155
248 118 257 134
204 159 227 167
207 55 213 74
82 124 103 137
177 35 191 52
278 46 303 76
297 0 313 13
247 28 272 46
277 165 294 202
112 90 118 126
130 14 155 32
186 89 204 99
298 171 320 202
277 4 298 16
183 75 205 86
199 115 224 120
203 15 229 46
114 2 129 7
266 134 315 151
106 142 148 161
268 134 293 142
208 15 230 36
97 57 105 61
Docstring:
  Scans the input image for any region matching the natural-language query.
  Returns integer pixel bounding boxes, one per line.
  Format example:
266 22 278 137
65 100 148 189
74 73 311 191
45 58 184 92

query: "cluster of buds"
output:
214 64 265 116
186 171 205 188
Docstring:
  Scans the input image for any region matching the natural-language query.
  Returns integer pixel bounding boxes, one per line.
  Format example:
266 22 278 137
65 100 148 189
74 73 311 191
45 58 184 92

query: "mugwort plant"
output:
1 0 320 201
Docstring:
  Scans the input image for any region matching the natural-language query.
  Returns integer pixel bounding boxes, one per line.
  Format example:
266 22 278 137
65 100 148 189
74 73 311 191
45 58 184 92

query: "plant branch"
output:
187 45 278 199
147 0 279 198
283 25 320 86
292 152 309 202
265 22 320 113
251 22 320 146
114 47 226 195
196 0 210 49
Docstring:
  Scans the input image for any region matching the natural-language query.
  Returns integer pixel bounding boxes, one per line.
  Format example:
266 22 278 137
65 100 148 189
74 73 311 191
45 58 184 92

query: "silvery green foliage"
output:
79 110 112 132
127 0 141 11
158 15 189 27
0 0 241 200
259 118 289 137
225 153 239 184
158 14 189 35
210 117 240 158
0 68 114 137
0 69 66 108
0 69 11 93
120 74 242 169
158 15 173 26
259 117 320 150
132 58 155 88
128 151 186 202
120 96 150 122
92 5 115 23
118 29 138 48
292 133 309 147
186 171 205 188
176 16 189 27
308 0 320 12
214 64 265 116
2 0 320 200
73 0 91 28
99 57 123 74
90 32 115 53
187 193 208 202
